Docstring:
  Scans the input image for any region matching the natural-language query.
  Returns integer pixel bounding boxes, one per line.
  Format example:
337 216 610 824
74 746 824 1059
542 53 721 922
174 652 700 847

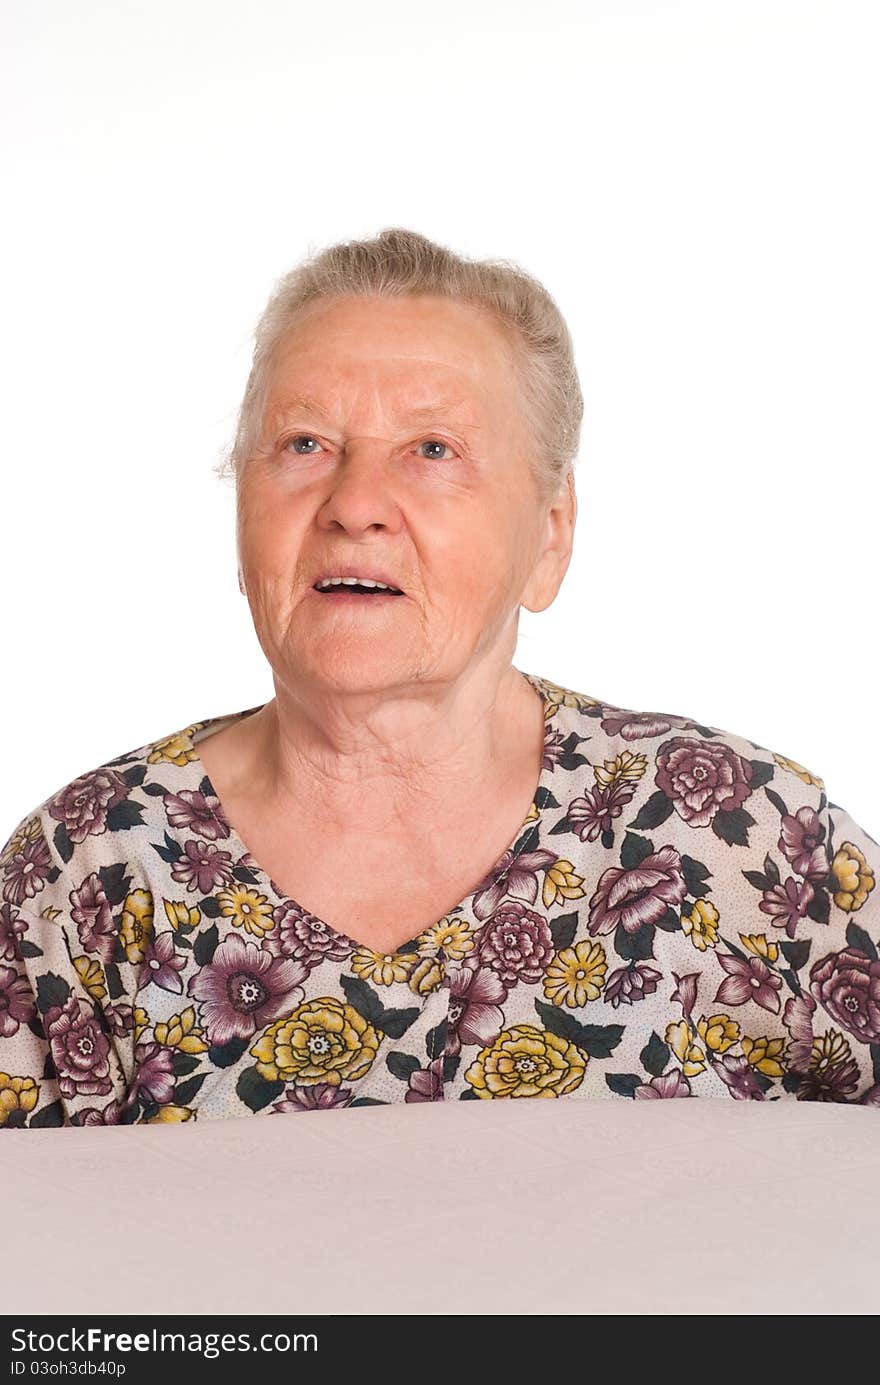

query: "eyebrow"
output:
269 394 482 428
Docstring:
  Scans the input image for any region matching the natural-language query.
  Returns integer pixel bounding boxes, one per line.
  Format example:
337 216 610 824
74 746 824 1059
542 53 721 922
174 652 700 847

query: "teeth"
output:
316 577 398 591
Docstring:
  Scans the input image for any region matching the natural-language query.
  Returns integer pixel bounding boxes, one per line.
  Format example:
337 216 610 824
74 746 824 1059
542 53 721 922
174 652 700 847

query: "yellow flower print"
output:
543 939 607 1008
0 815 43 867
418 917 477 962
465 1022 587 1098
154 1005 209 1054
665 1019 707 1076
773 753 825 789
594 750 648 789
35 906 64 925
0 1073 39 1125
537 680 595 716
144 1105 194 1123
73 955 107 1001
119 889 154 964
542 859 586 909
148 730 200 768
739 933 779 963
407 955 446 997
681 899 719 951
810 1028 855 1076
696 1012 740 1053
163 899 201 932
217 885 275 938
740 1034 787 1077
350 948 416 986
250 997 379 1086
831 841 875 912
133 1006 152 1043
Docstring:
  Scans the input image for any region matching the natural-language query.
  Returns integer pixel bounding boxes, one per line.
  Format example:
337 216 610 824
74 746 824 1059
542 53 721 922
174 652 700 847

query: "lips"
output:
312 564 406 593
313 582 404 597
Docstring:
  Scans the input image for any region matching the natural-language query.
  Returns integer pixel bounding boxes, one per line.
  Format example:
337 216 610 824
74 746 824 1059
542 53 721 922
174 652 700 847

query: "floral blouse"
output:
2 670 879 1129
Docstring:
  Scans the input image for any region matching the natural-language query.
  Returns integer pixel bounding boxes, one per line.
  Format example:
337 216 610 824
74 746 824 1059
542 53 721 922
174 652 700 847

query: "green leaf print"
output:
630 789 674 830
208 1035 250 1068
387 1051 421 1081
35 972 71 1014
640 1031 670 1077
193 922 220 966
605 1073 641 1098
620 832 656 870
533 999 625 1059
846 922 878 962
236 1065 284 1112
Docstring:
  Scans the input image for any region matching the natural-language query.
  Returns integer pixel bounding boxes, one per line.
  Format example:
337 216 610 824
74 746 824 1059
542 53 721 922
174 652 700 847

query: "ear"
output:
520 470 577 613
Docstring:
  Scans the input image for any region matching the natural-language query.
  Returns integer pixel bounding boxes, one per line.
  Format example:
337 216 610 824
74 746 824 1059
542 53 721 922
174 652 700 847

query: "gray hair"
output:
214 227 583 504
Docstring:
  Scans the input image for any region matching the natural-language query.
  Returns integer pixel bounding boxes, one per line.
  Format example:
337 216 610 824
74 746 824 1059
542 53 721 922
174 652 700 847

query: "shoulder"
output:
533 672 827 831
0 714 210 919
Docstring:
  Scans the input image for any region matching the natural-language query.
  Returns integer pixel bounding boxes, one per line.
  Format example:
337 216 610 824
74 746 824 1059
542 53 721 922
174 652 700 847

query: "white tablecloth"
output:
2 1098 878 1315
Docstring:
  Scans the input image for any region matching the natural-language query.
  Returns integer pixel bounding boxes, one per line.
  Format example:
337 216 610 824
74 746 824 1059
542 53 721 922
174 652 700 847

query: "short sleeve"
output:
0 810 133 1129
797 791 880 1105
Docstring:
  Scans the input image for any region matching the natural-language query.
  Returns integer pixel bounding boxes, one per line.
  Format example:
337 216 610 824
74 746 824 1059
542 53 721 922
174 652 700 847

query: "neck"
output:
233 665 545 838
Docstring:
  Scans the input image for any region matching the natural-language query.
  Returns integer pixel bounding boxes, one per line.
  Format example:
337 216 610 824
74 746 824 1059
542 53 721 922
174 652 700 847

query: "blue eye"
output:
285 435 322 454
417 439 454 460
282 435 456 460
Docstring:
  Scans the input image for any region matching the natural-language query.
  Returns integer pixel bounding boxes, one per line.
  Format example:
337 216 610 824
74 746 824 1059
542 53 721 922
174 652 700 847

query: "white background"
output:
2 0 877 836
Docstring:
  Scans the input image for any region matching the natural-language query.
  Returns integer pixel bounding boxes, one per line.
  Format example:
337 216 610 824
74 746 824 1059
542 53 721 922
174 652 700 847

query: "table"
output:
2 1097 878 1315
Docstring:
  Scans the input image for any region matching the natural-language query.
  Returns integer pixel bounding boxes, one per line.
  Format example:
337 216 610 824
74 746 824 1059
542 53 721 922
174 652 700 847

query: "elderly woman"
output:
2 229 879 1128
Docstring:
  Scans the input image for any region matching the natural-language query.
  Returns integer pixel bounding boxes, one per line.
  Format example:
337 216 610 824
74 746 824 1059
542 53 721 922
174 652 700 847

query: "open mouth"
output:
312 582 405 598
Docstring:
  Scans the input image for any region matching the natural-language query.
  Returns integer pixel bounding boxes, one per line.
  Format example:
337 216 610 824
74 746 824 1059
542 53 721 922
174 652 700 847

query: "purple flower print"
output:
76 1096 133 1125
164 788 230 841
132 1040 176 1105
778 805 831 882
261 901 352 965
655 737 753 827
405 1057 445 1101
634 1070 692 1098
477 901 555 989
271 1082 354 1113
0 904 28 962
713 1053 766 1100
588 846 688 937
810 947 880 1044
784 989 865 1099
1 833 54 908
599 708 694 740
0 964 37 1037
137 931 187 994
567 780 638 842
713 952 783 1014
797 1054 861 1102
446 958 507 1055
603 961 664 1008
45 996 114 1099
106 1002 135 1038
472 847 558 920
759 876 816 939
187 932 307 1046
170 837 237 895
47 768 130 844
782 990 817 1072
69 873 118 966
670 971 700 1019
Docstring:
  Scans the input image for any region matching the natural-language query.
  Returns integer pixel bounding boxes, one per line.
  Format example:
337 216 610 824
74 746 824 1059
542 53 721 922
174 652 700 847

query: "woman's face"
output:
236 293 574 698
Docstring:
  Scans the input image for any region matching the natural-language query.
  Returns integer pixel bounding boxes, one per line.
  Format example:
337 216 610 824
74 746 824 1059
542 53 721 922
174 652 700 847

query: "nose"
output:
315 439 403 534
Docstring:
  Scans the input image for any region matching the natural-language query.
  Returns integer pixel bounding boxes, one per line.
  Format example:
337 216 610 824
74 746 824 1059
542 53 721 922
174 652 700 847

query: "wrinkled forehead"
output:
260 298 523 433
264 388 490 436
